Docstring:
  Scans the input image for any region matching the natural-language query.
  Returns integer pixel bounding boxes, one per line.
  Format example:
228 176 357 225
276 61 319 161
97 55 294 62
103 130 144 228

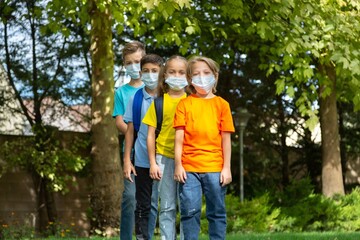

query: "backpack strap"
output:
132 89 144 134
154 96 164 139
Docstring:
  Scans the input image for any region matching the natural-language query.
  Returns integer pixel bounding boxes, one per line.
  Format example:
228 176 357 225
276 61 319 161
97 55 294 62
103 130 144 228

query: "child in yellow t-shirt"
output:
143 55 188 240
173 56 235 240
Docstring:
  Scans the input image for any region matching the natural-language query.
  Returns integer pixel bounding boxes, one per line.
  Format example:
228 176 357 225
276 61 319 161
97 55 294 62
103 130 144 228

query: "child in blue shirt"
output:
113 42 158 240
123 54 164 240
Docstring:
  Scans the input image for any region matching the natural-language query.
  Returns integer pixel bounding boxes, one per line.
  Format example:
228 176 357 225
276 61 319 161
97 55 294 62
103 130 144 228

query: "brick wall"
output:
0 132 92 236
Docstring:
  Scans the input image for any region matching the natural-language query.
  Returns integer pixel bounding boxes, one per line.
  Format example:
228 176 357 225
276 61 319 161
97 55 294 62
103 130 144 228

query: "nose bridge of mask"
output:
165 76 188 90
193 75 205 84
199 75 207 84
149 72 159 80
143 72 158 82
127 63 140 71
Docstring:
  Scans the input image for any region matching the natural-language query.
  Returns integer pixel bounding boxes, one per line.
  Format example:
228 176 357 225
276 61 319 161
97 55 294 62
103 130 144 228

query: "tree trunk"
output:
31 170 48 233
88 0 122 235
303 127 322 193
277 94 289 187
337 103 348 186
319 65 344 197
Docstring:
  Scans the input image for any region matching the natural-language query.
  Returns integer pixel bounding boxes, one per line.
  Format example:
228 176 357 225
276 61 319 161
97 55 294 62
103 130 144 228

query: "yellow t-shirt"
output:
173 94 235 172
143 93 187 159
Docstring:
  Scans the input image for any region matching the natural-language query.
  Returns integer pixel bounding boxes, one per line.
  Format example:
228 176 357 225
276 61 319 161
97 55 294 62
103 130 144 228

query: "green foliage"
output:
0 128 90 193
190 179 360 235
230 194 280 233
273 178 340 231
0 216 78 239
249 0 360 116
336 188 360 231
0 212 36 239
226 179 360 233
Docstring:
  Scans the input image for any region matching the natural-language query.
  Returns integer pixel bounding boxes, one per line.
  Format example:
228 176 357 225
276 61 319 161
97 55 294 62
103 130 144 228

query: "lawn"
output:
226 232 360 239
42 232 360 240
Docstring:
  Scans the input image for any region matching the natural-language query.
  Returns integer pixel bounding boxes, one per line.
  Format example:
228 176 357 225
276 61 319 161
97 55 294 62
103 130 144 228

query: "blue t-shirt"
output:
113 83 144 118
113 83 144 153
124 88 155 168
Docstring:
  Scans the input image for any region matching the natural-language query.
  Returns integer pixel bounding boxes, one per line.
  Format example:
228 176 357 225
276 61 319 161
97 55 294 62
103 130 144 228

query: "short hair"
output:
187 56 219 94
122 41 146 60
140 54 164 69
157 55 190 96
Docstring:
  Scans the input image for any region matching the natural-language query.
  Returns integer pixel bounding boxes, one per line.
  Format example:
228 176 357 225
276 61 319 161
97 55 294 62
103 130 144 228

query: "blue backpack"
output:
132 89 163 141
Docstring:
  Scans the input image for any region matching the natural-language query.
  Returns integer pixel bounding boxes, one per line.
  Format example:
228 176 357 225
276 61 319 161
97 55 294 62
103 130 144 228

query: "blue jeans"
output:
179 172 227 240
149 180 159 240
156 154 183 240
120 175 136 240
120 175 158 240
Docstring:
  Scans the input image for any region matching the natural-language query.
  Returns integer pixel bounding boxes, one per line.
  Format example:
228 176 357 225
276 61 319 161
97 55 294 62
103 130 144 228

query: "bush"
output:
198 193 280 234
273 178 340 231
336 188 360 231
223 178 360 233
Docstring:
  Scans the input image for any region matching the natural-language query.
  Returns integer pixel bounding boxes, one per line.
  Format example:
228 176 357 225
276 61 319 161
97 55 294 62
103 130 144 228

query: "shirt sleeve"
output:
142 102 156 127
123 96 134 123
173 99 186 128
112 88 125 117
220 100 235 132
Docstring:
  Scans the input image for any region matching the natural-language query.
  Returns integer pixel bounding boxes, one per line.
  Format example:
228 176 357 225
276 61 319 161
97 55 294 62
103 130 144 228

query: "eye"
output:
142 69 150 73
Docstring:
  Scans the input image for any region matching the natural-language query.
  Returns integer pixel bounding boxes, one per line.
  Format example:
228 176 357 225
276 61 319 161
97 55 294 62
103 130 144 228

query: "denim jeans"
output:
179 172 227 240
156 154 183 240
120 174 136 240
149 180 159 240
120 175 158 240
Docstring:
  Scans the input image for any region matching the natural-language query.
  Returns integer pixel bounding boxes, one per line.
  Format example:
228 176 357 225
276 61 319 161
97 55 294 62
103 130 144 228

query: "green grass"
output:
41 232 360 240
225 232 360 240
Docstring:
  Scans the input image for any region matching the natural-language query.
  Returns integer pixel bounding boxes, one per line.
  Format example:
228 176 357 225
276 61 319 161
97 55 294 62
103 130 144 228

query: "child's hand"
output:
174 164 187 183
150 164 162 180
123 161 136 183
220 167 232 187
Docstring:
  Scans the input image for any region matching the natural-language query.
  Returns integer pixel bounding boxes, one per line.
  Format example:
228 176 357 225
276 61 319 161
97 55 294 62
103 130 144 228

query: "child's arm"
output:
124 122 136 182
115 115 128 134
147 126 161 180
174 127 187 183
220 131 232 187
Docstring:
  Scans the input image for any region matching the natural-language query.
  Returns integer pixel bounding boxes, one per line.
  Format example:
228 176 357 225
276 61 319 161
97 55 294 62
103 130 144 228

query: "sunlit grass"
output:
40 232 360 240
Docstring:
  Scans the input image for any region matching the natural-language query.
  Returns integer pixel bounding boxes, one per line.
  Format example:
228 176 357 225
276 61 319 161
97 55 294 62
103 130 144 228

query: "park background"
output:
0 0 360 238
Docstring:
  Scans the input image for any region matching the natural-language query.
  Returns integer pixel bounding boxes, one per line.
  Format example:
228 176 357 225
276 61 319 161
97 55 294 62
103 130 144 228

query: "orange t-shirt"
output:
173 94 235 172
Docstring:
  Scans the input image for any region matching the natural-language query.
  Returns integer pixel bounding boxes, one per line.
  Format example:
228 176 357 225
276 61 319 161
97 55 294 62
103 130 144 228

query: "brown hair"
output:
187 56 219 94
140 54 164 69
157 55 189 97
122 41 146 60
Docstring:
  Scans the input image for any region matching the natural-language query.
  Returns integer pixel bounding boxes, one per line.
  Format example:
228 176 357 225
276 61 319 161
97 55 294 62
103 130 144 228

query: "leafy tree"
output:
45 0 194 234
231 0 360 197
0 0 91 233
87 0 121 234
163 0 360 197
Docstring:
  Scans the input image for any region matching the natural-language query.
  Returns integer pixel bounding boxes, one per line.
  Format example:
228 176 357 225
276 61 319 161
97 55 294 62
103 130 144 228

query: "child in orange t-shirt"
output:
173 56 235 240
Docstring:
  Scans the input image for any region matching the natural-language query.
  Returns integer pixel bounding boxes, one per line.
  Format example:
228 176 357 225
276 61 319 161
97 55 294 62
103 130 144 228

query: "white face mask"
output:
125 63 141 79
141 73 159 90
191 74 216 94
165 76 188 91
